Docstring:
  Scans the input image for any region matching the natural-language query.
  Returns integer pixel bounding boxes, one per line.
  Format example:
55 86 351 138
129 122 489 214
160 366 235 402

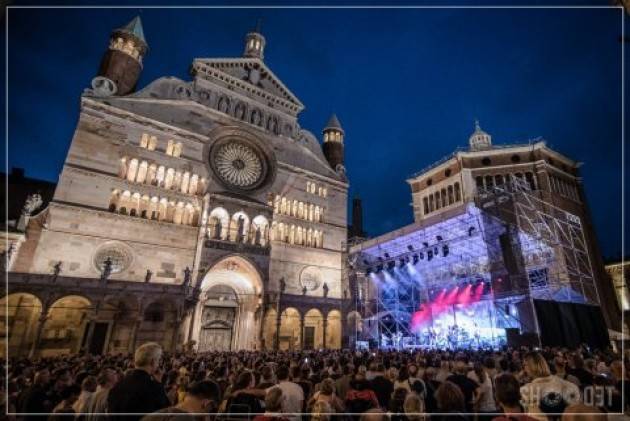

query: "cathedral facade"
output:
3 17 350 357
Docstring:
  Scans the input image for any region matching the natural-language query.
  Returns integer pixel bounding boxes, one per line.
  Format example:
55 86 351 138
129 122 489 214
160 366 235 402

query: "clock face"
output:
210 139 268 190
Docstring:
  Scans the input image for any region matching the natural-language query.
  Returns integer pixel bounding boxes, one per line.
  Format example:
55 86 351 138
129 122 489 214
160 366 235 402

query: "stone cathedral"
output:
3 17 351 357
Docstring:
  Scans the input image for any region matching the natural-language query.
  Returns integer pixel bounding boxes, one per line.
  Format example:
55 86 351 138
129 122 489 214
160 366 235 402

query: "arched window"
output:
173 143 182 157
181 172 190 194
280 197 287 215
447 185 454 205
423 197 429 215
148 136 157 151
289 225 295 245
140 133 149 148
166 140 174 156
298 202 304 219
136 161 148 184
429 195 434 212
164 168 175 190
435 191 441 210
441 188 447 207
485 175 494 189
292 200 298 217
454 182 461 202
188 174 198 195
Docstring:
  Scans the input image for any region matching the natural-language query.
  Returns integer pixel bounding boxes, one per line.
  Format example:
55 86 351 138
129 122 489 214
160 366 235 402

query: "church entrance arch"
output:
192 256 263 351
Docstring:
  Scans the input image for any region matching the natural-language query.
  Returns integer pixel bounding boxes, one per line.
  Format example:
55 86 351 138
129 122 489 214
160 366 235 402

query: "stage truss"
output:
347 177 599 350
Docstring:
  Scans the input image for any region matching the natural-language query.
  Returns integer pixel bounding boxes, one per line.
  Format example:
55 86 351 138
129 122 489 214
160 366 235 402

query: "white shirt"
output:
275 381 304 421
520 375 581 421
467 371 496 412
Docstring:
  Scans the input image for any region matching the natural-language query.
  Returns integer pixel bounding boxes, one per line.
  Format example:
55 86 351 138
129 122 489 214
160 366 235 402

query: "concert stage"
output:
348 180 608 350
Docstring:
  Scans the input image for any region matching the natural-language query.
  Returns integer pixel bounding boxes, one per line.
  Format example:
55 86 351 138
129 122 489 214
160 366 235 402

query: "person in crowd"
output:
389 387 409 421
468 361 496 416
345 373 379 416
142 380 221 421
403 392 425 421
561 403 605 421
567 355 593 388
433 381 468 421
274 365 304 420
446 360 479 413
553 356 580 387
50 384 82 420
223 371 264 418
370 363 394 409
257 365 276 390
107 342 170 420
18 368 52 417
422 367 440 414
394 366 413 393
73 375 97 414
307 378 344 413
84 367 118 421
520 352 580 421
310 401 333 421
436 361 452 383
360 408 388 421
292 365 312 411
336 364 354 403
492 373 537 421
253 387 289 421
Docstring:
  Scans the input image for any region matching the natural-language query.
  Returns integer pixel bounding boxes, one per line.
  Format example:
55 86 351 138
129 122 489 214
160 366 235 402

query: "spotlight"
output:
427 250 433 261
412 254 419 265
442 244 449 257
436 235 443 242
468 227 475 237
407 244 414 251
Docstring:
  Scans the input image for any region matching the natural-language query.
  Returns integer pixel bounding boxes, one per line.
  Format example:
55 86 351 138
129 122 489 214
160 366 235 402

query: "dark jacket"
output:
107 369 170 421
370 375 393 409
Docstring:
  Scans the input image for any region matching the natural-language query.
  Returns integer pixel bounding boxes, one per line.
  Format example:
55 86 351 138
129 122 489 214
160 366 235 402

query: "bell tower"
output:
243 21 266 60
93 16 148 97
322 114 345 171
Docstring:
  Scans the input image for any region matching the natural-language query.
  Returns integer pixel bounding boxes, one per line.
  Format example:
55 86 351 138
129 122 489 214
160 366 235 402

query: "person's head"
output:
453 360 468 375
181 380 222 413
360 408 387 421
376 363 385 374
410 379 425 397
34 368 50 386
276 365 290 382
398 365 409 381
134 342 163 374
561 403 604 421
404 393 425 421
234 371 255 391
483 357 496 371
311 401 332 421
494 373 522 411
81 375 97 393
319 378 336 396
265 386 284 412
435 381 465 413
523 352 551 379
554 356 568 373
53 368 73 390
261 365 274 383
408 363 418 377
97 367 117 389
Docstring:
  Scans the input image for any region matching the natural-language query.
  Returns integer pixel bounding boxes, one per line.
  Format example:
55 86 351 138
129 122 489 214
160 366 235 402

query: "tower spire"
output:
322 114 345 171
243 20 266 60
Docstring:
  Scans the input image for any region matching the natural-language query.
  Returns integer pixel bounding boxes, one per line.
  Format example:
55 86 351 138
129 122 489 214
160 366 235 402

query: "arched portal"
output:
304 308 324 349
1 293 42 358
327 310 342 349
279 307 301 350
41 295 91 356
192 256 263 351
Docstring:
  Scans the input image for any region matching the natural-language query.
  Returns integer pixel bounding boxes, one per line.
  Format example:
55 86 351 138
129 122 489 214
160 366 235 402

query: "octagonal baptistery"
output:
6 18 350 357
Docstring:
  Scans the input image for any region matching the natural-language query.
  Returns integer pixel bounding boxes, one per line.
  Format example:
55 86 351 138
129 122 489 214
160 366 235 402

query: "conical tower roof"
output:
116 16 147 47
324 114 344 133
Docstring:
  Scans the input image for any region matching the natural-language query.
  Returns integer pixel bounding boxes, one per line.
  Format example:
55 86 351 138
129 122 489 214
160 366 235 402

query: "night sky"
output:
4 5 627 258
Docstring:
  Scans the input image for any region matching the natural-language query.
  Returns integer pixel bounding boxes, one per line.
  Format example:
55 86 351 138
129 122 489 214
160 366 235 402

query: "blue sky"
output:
4 5 627 258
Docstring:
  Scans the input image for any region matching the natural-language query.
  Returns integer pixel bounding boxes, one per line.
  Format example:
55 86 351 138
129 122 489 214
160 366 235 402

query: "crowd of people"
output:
3 343 629 420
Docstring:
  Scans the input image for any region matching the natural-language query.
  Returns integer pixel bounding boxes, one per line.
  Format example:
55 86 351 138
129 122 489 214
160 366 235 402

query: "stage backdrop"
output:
534 300 610 349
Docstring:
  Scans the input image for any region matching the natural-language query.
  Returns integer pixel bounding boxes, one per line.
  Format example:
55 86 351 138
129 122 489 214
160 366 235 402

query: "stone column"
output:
322 318 328 349
275 310 282 351
82 320 96 353
299 315 305 350
29 313 48 358
128 318 142 353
